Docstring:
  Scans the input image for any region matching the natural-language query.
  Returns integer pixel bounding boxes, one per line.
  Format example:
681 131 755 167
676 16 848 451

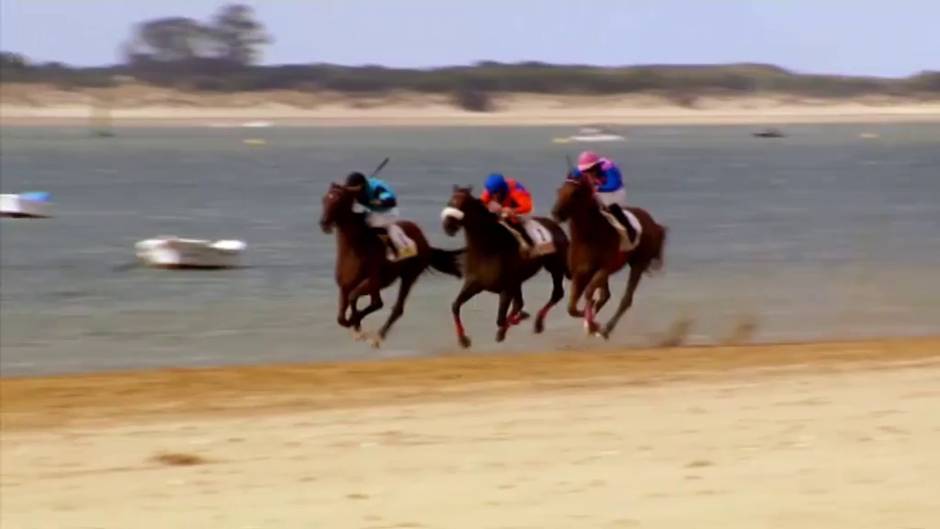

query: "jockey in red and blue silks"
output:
480 173 533 218
480 172 535 248
570 151 635 240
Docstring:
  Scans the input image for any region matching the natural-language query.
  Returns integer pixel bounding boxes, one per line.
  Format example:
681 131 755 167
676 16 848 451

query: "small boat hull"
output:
0 193 53 218
554 127 625 144
135 237 245 269
567 134 625 143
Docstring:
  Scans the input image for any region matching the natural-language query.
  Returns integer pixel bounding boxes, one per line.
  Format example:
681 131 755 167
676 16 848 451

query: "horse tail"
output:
429 247 464 278
650 224 668 272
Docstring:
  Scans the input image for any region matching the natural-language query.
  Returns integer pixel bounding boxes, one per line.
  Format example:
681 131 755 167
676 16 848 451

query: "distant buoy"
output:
243 138 267 145
859 132 879 139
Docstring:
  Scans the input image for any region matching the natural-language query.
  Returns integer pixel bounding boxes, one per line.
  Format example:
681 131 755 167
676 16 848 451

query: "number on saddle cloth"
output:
518 219 556 256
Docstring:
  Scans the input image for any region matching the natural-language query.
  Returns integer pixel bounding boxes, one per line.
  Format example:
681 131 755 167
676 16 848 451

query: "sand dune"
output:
2 84 939 126
2 338 939 528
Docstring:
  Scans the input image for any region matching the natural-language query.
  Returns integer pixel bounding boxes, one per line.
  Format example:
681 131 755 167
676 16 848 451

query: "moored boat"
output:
0 192 53 218
135 236 246 269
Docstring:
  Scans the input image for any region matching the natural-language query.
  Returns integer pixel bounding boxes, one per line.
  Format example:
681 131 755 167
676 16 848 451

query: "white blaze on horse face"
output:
441 207 465 221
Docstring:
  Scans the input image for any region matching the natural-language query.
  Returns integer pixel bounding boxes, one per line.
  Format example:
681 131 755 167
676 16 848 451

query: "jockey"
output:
345 171 402 257
573 151 636 241
480 172 535 249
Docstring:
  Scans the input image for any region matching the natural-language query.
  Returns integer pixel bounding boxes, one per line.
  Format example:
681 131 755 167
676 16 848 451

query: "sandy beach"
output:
2 337 939 528
2 84 940 127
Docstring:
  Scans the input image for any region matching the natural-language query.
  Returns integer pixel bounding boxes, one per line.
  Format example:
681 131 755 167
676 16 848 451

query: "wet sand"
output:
2 337 939 528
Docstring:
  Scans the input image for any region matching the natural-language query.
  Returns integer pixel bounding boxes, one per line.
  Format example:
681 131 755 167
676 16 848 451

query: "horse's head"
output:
319 182 357 233
441 185 482 236
552 172 594 222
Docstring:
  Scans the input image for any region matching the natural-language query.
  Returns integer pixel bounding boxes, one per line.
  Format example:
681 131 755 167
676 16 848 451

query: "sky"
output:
1 0 938 77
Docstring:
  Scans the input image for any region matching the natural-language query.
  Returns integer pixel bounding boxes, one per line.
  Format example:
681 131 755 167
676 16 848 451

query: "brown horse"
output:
551 174 667 339
441 186 569 348
320 182 463 347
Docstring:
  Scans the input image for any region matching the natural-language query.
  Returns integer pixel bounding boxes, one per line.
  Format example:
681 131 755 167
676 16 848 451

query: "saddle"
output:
498 218 556 257
600 206 642 252
375 224 418 262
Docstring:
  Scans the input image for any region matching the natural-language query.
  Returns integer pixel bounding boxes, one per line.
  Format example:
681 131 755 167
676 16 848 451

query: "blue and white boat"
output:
0 192 53 218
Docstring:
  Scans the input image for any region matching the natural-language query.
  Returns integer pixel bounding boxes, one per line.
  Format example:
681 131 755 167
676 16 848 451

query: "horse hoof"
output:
584 321 600 336
496 328 508 343
534 319 545 334
350 329 366 341
367 335 383 349
458 335 472 349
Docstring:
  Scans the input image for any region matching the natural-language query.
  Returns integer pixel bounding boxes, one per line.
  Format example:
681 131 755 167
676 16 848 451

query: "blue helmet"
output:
484 173 508 195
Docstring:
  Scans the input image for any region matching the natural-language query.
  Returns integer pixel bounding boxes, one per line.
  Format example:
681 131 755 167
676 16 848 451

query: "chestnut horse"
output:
320 182 463 347
441 186 569 348
551 174 667 339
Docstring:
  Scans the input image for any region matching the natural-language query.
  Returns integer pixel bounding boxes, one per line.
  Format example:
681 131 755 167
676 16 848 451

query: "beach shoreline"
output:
3 336 937 431
2 336 939 528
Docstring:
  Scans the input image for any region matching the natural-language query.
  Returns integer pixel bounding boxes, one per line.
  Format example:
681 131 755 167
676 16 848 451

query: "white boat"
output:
135 236 246 269
0 192 53 218
554 127 625 144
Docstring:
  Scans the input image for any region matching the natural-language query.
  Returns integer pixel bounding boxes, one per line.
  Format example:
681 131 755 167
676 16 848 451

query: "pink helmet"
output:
577 151 602 172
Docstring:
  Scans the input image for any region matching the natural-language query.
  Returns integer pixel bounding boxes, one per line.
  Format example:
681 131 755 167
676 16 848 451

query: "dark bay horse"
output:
441 186 569 348
320 182 463 347
551 175 667 339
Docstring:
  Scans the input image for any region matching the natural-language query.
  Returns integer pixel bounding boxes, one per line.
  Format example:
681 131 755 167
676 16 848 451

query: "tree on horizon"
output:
123 4 271 69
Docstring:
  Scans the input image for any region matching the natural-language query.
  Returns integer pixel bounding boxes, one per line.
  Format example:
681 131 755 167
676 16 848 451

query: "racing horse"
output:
441 185 569 348
320 182 463 347
551 173 667 339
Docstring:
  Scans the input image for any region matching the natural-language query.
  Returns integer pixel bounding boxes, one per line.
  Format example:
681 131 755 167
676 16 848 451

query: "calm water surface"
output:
1 124 938 375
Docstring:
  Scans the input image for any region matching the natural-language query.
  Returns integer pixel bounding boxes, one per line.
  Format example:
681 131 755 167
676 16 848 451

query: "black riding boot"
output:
519 226 535 248
608 204 637 242
510 221 535 252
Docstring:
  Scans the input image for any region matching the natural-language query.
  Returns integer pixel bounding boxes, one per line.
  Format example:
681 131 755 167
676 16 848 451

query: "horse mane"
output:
327 183 370 229
455 187 498 224
565 173 601 212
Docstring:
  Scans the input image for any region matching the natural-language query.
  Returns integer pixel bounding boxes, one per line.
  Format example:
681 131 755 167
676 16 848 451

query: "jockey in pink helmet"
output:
572 151 636 240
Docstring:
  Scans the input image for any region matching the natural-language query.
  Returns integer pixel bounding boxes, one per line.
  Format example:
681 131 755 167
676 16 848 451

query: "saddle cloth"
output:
599 208 643 252
499 218 556 257
384 223 418 261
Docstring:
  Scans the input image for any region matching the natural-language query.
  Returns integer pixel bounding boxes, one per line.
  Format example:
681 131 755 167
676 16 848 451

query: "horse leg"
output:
507 297 523 325
452 281 483 348
594 281 612 314
495 287 518 343
347 277 384 334
600 265 643 340
371 272 418 348
535 260 566 334
567 270 591 318
583 270 610 336
336 287 352 328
